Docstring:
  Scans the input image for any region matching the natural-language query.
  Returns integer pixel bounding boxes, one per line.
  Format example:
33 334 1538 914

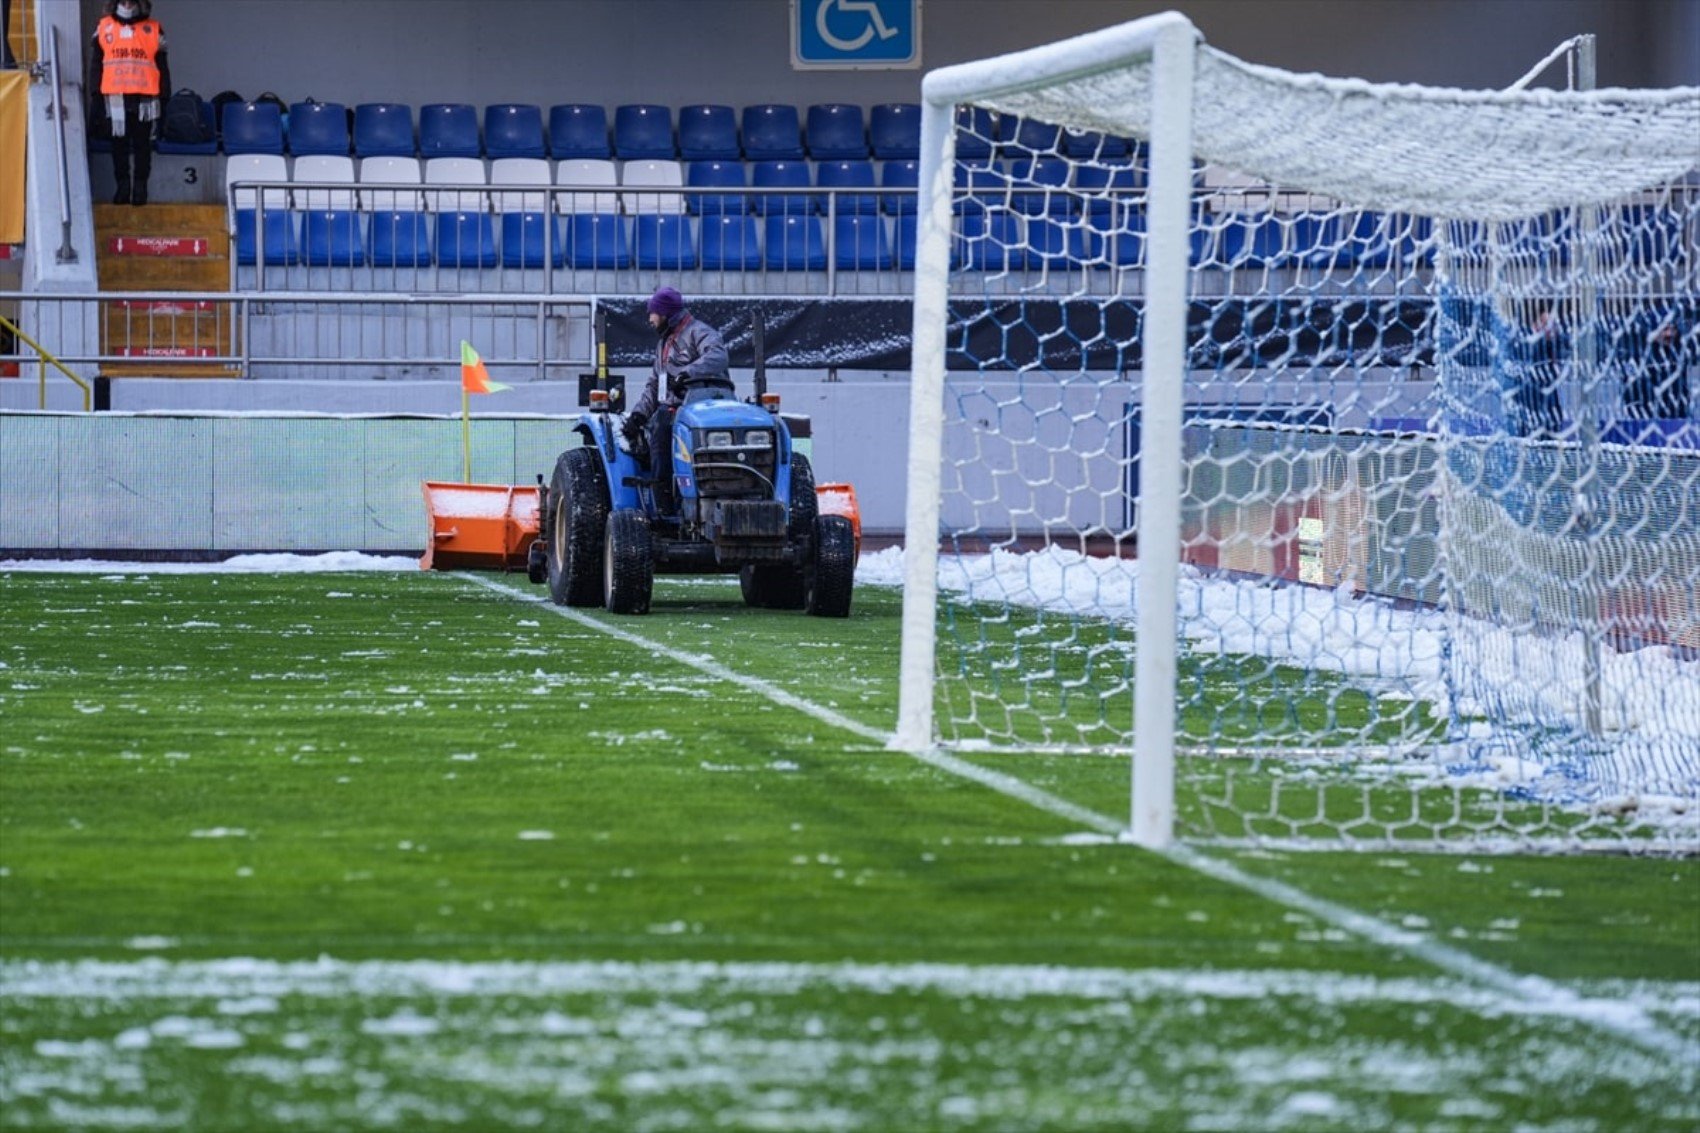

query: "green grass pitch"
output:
1 566 1695 1130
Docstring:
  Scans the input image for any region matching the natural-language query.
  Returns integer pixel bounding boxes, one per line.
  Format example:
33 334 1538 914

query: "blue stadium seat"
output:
1074 160 1141 217
235 210 298 265
294 154 362 266
954 160 1008 215
1023 216 1073 267
491 157 559 268
548 104 610 159
954 106 996 160
833 214 892 270
156 97 217 155
435 212 499 267
751 160 817 216
686 160 747 215
1064 131 1133 160
815 160 879 216
499 213 561 267
564 213 632 268
228 153 295 264
1190 210 1249 267
360 155 430 267
962 209 1028 271
869 103 920 160
419 103 481 159
222 101 285 155
678 104 741 160
1068 209 1146 268
741 104 804 160
353 103 415 158
881 159 918 215
998 117 1060 155
699 214 762 270
1008 157 1072 216
614 104 674 159
288 101 349 156
763 214 826 270
484 104 546 159
634 214 697 270
805 103 867 159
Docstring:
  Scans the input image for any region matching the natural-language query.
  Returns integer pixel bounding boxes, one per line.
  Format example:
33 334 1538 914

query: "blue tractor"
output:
527 376 855 617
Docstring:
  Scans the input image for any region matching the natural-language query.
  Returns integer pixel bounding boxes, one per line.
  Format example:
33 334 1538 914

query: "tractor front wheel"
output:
804 514 855 618
603 508 654 615
548 447 609 607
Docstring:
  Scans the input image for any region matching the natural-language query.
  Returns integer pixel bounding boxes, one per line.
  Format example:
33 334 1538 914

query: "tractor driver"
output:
622 287 732 514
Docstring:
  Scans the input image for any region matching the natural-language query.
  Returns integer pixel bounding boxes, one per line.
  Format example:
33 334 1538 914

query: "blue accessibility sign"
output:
792 0 921 69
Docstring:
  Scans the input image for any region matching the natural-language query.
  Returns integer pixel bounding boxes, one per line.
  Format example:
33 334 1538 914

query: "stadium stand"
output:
295 154 363 267
741 104 805 160
288 101 351 156
227 152 296 265
869 102 921 160
764 213 827 270
491 157 558 268
699 213 762 270
816 159 880 215
419 103 481 159
359 155 431 267
613 104 675 159
881 159 919 215
805 103 868 159
1008 157 1073 216
953 106 996 159
484 104 547 160
685 159 747 216
222 101 286 155
353 102 415 158
999 116 1061 156
833 213 893 270
548 104 611 159
425 156 498 267
677 104 741 161
751 159 817 216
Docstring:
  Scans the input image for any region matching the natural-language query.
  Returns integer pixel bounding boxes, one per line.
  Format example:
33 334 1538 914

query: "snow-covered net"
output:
903 15 1700 852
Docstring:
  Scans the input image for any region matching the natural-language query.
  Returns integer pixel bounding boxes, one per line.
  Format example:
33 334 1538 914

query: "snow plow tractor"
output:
526 379 858 618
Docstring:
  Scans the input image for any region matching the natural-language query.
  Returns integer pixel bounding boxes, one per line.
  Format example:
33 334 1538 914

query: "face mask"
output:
116 2 139 17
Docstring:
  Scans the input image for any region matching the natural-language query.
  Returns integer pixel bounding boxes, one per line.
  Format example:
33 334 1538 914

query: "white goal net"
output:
896 13 1700 854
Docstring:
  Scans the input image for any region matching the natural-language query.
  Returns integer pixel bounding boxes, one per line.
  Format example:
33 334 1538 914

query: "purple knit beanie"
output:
646 287 685 320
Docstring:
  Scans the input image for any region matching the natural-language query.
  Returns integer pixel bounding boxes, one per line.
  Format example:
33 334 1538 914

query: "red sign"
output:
106 236 210 257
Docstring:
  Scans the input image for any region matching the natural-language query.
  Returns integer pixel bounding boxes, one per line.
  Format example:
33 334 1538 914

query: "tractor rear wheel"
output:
603 508 654 615
804 514 855 618
548 447 609 607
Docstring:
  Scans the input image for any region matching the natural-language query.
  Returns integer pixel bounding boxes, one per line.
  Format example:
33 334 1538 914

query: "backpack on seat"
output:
162 89 213 144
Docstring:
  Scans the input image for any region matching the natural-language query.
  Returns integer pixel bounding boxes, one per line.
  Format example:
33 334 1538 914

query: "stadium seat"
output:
1023 215 1073 267
425 156 497 267
954 160 1009 215
293 154 362 266
1074 159 1142 217
815 160 879 216
491 157 559 268
484 103 546 160
881 159 919 215
156 96 217 155
419 103 481 159
678 104 740 161
222 101 285 155
1067 208 1146 268
621 159 686 215
833 213 892 270
953 106 996 160
1190 209 1249 267
548 103 610 159
998 117 1060 156
1008 157 1073 216
698 213 762 270
895 211 966 271
751 160 817 216
962 209 1028 271
1063 130 1133 160
805 103 868 159
634 214 697 270
613 104 674 159
353 102 415 157
227 153 296 265
288 101 350 156
359 155 431 267
741 104 804 160
555 158 621 214
763 213 826 270
869 103 920 160
685 160 747 216
564 213 631 268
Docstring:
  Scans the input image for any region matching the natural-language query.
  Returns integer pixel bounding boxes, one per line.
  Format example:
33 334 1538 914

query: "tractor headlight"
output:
704 430 734 448
744 429 774 448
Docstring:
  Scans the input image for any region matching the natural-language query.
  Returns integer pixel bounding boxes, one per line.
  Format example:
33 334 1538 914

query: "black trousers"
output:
645 404 679 512
109 112 155 192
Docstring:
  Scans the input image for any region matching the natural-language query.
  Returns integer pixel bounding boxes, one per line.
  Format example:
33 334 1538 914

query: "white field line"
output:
461 574 1695 1064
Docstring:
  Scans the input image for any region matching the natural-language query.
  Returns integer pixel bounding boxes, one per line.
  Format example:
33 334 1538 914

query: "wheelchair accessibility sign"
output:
792 0 921 69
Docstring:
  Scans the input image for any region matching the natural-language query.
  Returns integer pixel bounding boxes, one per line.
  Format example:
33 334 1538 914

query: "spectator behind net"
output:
87 0 170 206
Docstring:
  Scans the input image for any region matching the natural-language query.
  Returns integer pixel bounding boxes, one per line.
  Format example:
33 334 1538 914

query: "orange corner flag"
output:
460 341 510 394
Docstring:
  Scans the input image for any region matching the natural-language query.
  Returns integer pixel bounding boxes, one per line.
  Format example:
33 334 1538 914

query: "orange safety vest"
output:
96 16 162 96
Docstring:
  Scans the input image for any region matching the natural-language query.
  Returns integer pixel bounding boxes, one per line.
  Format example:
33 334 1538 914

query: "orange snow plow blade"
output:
419 481 540 572
817 482 862 564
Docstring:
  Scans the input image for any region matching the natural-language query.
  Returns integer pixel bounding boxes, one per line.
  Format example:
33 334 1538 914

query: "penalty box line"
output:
462 574 1693 1064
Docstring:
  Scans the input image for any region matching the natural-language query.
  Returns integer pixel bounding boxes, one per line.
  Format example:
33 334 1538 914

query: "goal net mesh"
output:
913 32 1700 852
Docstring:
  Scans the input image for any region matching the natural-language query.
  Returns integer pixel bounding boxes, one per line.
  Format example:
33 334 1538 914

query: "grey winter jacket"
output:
629 311 731 420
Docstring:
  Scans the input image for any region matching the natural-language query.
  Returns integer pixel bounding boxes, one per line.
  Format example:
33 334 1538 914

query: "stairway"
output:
94 203 238 377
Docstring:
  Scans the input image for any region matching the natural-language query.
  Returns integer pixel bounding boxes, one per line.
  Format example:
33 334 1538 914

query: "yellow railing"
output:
0 314 93 411
6 0 37 67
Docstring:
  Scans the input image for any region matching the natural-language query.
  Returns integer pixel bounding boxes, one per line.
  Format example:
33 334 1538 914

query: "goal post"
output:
895 12 1700 854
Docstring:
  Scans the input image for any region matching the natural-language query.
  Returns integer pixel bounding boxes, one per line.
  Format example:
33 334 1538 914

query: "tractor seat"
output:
680 379 736 403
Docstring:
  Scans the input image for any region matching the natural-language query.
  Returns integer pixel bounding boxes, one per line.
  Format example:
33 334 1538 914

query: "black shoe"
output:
130 183 147 206
112 182 131 205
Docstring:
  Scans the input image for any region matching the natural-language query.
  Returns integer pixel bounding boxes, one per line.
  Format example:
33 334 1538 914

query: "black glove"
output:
621 412 647 445
666 369 689 398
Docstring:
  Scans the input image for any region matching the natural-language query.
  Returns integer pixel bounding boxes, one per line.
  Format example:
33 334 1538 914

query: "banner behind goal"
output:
895 13 1700 854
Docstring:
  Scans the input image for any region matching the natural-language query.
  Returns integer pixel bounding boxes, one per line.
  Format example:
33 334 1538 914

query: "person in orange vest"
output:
86 0 171 205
